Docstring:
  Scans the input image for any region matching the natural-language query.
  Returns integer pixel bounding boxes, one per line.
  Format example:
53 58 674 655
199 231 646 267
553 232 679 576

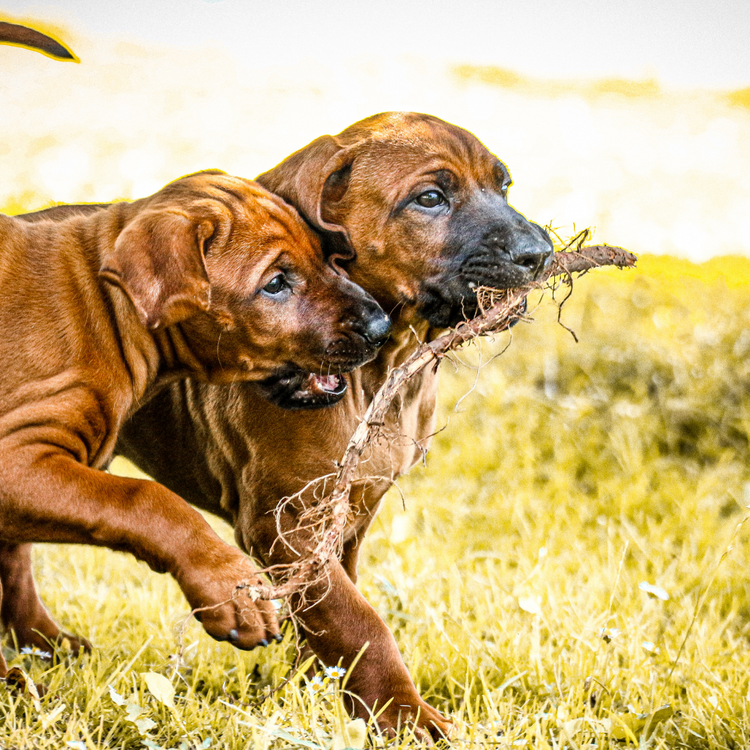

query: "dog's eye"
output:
415 190 446 208
262 274 288 296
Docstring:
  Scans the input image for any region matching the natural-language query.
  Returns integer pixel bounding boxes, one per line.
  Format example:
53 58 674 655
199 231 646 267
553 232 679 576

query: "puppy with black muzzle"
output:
114 113 552 739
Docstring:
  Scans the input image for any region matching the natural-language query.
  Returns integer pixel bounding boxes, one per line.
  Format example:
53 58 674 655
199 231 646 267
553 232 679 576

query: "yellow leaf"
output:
518 595 542 615
561 717 609 739
143 671 175 710
331 718 367 750
610 705 673 742
41 703 67 729
5 667 41 711
560 718 586 738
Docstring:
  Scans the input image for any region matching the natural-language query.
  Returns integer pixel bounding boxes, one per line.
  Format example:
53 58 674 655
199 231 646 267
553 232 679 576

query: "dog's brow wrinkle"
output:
211 183 247 205
266 211 301 243
199 191 239 221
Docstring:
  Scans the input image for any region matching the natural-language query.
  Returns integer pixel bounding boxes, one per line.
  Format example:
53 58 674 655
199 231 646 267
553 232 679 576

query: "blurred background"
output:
3 0 749 261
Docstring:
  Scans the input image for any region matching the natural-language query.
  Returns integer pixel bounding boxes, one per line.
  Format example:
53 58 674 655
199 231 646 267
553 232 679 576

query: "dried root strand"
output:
242 244 636 603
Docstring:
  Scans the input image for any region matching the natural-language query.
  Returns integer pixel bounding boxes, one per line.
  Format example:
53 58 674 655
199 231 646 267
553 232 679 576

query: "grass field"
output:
2 254 750 748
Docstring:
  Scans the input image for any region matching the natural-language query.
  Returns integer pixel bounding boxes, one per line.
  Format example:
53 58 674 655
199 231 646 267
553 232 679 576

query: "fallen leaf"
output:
262 726 320 748
561 717 609 739
125 702 144 722
331 718 368 750
41 702 66 729
518 595 542 615
4 666 28 693
143 671 176 710
639 582 670 600
4 667 41 710
610 704 673 742
108 685 127 706
134 716 157 735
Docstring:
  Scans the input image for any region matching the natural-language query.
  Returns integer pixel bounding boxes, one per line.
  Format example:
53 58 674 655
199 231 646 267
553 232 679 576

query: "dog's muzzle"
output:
418 221 553 329
254 367 349 410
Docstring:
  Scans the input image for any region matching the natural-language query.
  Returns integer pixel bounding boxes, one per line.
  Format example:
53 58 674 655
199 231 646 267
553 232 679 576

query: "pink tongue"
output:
311 375 340 394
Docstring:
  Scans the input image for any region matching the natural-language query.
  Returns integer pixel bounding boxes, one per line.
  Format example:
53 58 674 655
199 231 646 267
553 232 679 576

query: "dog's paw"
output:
178 554 279 649
377 702 452 744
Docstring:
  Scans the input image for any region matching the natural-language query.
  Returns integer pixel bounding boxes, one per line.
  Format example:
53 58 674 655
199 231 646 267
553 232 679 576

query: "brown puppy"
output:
16 114 551 738
0 170 388 681
0 21 76 61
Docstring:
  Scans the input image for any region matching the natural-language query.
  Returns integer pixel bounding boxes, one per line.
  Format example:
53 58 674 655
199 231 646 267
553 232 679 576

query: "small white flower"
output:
308 675 325 693
639 581 669 600
20 646 52 659
325 665 346 680
598 627 621 643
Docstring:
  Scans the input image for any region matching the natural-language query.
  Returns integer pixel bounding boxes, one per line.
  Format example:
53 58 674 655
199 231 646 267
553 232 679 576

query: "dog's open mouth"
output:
255 369 348 410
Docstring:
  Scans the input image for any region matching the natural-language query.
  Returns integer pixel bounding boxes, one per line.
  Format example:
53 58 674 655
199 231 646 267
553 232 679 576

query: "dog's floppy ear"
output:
257 135 355 245
100 210 214 330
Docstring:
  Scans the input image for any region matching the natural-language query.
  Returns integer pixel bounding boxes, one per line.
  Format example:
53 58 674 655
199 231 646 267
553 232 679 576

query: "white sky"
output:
6 0 750 90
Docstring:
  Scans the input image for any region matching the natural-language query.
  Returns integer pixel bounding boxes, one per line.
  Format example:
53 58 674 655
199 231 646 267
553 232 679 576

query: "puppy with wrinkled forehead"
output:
0 170 390 680
119 112 553 740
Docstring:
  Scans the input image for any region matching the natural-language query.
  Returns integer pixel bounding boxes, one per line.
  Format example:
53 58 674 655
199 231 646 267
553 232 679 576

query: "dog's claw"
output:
228 628 239 642
259 638 269 647
274 633 283 643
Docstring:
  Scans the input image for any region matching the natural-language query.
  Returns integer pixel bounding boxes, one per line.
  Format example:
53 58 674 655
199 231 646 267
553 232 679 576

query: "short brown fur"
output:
0 171 386 678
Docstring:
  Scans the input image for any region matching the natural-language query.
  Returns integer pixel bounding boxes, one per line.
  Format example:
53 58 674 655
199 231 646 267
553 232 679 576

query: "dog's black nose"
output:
510 243 551 278
509 223 553 279
485 211 554 281
362 312 392 348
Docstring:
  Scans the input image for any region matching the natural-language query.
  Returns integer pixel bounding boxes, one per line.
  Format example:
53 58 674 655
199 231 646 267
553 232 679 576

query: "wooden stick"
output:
241 244 636 601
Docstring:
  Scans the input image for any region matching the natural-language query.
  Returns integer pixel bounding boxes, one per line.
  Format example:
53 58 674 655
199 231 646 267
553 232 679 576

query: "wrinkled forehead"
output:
349 120 509 193
209 210 324 293
165 174 320 249
226 203 323 277
163 173 270 212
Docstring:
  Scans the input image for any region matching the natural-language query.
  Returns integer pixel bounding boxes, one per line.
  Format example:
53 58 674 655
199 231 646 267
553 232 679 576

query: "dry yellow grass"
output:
2 255 750 748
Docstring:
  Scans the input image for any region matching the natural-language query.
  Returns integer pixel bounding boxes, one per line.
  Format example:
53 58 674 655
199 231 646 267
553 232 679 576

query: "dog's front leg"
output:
0 542 90 655
0 576 6 680
251 514 451 741
0 449 279 650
